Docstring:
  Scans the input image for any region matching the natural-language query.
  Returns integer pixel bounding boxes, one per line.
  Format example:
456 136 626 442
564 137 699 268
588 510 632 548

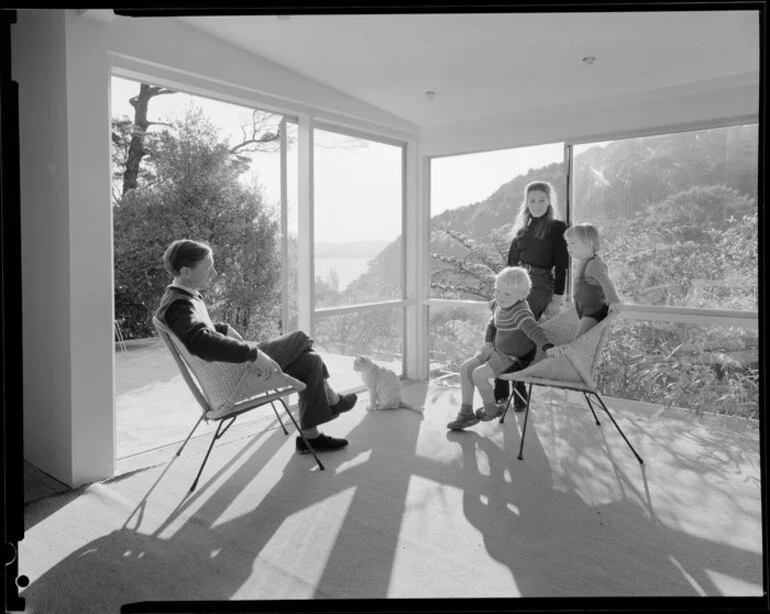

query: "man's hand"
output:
546 345 567 359
226 326 244 342
254 350 281 377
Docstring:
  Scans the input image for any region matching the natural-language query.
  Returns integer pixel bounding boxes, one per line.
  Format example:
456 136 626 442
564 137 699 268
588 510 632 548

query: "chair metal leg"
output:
582 392 601 426
177 415 205 457
270 399 289 435
189 416 237 492
277 398 325 471
516 384 534 460
591 392 644 465
498 394 513 424
114 320 128 353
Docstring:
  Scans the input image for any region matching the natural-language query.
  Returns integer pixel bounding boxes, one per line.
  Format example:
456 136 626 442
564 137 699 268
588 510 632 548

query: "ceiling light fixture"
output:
582 56 597 66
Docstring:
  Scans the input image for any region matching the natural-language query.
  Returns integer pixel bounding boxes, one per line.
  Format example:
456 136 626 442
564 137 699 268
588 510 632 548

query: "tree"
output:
121 84 177 196
111 80 289 202
113 108 281 339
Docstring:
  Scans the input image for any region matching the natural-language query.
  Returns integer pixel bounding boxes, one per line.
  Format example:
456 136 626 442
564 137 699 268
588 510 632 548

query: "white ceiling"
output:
178 11 759 128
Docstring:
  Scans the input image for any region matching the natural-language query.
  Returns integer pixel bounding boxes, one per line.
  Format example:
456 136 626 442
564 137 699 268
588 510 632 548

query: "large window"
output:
428 143 565 375
427 129 758 421
311 126 406 377
429 143 566 300
313 128 404 307
572 125 758 310
570 124 758 419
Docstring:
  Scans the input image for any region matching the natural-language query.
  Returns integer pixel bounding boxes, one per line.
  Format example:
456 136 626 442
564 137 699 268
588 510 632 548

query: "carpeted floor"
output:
19 382 763 611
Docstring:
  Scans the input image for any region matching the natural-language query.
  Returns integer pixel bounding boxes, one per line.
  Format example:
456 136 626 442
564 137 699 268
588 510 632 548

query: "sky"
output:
111 76 565 244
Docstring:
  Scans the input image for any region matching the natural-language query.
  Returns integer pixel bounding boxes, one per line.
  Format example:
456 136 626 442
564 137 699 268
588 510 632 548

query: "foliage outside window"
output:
572 125 758 420
572 125 758 310
111 77 288 341
428 128 758 420
430 144 566 301
599 320 758 419
314 308 404 382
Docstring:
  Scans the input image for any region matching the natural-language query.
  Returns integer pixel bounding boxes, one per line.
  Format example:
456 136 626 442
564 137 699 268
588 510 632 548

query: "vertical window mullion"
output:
280 117 289 334
565 142 574 303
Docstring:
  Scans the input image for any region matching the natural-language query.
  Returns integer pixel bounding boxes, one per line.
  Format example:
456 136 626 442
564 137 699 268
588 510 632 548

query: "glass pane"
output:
429 303 491 377
313 308 404 391
430 143 565 299
313 129 403 307
600 319 758 419
572 125 758 309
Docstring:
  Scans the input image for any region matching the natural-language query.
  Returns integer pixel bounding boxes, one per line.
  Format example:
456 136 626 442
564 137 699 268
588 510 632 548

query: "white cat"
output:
352 355 423 412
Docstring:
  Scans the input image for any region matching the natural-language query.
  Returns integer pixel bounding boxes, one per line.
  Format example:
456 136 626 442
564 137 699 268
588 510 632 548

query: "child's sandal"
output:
475 406 502 422
447 412 480 430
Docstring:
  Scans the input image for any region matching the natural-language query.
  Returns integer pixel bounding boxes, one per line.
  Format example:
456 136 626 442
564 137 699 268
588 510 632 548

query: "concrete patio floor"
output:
21 372 763 605
111 338 763 597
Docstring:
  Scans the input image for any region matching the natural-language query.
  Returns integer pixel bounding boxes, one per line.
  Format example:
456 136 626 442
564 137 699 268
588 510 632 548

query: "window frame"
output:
311 122 408 376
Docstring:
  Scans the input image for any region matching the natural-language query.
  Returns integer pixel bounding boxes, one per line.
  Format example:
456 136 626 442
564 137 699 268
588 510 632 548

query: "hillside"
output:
339 124 758 302
316 240 389 259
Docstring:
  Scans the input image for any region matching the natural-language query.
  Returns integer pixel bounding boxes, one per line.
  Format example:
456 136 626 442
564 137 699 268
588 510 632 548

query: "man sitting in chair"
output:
155 239 357 454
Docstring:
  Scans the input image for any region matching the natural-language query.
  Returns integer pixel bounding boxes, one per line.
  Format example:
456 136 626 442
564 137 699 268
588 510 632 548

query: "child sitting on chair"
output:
447 266 557 431
564 223 622 337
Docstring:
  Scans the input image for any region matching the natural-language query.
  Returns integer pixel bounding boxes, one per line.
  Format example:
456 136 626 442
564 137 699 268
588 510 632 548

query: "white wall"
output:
420 73 759 157
13 10 73 485
13 10 114 486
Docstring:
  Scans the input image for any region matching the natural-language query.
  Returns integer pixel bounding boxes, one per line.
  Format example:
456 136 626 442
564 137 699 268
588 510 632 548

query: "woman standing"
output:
494 180 569 410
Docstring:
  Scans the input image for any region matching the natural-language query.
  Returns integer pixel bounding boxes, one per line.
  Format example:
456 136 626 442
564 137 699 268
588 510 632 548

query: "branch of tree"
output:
229 132 279 155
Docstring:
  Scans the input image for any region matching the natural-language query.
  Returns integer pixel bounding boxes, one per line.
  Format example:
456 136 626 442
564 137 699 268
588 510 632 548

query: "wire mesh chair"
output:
114 319 128 353
153 317 324 492
498 308 644 464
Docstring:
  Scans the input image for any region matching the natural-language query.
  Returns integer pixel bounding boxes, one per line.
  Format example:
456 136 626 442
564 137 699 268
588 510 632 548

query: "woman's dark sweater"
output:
506 218 569 295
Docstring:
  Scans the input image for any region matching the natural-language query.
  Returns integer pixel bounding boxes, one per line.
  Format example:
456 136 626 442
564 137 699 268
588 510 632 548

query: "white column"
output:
65 11 114 485
297 113 314 336
404 139 429 379
13 10 114 486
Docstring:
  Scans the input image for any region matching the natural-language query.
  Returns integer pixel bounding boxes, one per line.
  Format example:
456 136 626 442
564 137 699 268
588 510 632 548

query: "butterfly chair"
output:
153 317 325 492
498 308 644 464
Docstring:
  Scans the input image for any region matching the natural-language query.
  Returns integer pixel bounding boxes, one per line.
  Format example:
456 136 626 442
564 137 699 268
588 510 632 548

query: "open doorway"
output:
110 75 297 460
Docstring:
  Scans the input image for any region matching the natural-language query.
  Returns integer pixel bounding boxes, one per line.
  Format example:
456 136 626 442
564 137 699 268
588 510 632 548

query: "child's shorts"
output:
577 303 609 323
481 349 519 377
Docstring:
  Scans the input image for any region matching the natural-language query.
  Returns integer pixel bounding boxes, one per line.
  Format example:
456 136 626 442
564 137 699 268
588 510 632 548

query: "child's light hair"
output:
495 266 532 295
564 223 601 252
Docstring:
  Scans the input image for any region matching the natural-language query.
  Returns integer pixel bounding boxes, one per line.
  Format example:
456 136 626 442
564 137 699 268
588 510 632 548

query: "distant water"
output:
315 257 370 291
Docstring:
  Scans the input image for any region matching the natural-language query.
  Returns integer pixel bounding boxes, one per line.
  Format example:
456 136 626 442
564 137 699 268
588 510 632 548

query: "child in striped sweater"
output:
447 266 557 430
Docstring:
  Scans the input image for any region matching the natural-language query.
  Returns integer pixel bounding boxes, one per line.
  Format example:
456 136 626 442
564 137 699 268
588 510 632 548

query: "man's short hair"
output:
163 239 211 276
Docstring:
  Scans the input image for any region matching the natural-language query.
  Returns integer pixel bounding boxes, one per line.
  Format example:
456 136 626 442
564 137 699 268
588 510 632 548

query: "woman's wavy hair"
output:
509 180 562 241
